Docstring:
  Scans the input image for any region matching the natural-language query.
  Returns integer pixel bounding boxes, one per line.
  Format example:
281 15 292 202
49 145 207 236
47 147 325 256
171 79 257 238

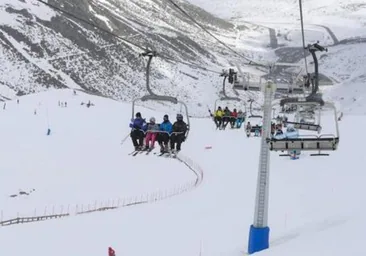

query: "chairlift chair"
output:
213 69 247 116
280 97 322 133
266 102 339 156
131 50 190 140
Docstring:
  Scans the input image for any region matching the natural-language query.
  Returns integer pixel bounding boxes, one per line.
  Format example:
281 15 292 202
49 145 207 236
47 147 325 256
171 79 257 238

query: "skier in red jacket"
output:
230 108 238 128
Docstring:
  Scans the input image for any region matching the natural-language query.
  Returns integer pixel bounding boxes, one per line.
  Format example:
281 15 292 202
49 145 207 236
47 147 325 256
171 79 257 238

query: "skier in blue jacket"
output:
157 114 172 153
129 112 146 150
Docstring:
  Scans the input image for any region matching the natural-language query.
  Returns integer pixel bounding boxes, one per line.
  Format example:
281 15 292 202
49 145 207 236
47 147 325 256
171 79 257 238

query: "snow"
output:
88 4 114 31
1 0 366 255
0 89 364 256
0 30 82 90
0 0 57 22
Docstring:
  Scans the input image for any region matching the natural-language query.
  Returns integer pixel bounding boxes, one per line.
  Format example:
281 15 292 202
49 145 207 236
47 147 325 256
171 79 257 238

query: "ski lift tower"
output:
247 79 277 254
234 61 294 254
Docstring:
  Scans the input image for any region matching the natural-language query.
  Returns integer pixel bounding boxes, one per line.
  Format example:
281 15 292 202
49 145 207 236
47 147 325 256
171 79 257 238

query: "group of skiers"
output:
211 106 246 129
129 112 188 153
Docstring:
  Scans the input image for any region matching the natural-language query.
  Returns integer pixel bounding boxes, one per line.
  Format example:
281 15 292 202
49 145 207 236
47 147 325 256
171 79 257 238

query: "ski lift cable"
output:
165 0 265 68
36 0 146 51
36 0 222 74
298 0 309 74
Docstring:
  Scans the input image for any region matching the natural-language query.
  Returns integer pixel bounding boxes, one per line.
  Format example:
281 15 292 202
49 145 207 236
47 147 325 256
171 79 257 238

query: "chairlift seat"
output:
285 121 321 132
267 136 339 151
250 125 262 133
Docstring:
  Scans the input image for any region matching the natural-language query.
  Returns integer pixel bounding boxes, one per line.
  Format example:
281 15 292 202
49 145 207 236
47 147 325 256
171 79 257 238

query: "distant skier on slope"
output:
129 112 146 150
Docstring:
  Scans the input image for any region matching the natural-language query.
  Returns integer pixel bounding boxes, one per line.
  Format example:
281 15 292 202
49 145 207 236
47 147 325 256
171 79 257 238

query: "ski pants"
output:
235 118 244 128
157 133 170 146
145 132 157 148
222 117 230 128
131 129 144 147
230 117 237 127
214 116 222 128
170 133 184 151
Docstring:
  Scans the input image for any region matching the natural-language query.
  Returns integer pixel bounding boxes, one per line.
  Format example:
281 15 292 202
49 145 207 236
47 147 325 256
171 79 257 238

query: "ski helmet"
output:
176 113 183 121
163 114 169 121
150 117 156 123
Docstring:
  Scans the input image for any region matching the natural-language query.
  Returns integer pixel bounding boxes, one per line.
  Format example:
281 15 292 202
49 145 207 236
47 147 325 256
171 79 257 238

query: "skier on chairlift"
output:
170 113 188 152
144 117 160 151
212 106 223 129
235 110 245 128
246 121 252 137
129 112 146 150
230 108 238 128
222 106 231 129
157 114 172 153
271 123 276 135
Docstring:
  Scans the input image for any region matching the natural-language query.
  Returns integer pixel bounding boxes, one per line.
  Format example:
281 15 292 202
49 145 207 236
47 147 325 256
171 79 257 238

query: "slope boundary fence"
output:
0 154 203 227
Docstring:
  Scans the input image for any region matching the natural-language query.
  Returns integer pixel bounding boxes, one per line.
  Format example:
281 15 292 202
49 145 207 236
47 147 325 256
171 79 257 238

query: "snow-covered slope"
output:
189 0 366 114
0 89 365 256
0 0 271 116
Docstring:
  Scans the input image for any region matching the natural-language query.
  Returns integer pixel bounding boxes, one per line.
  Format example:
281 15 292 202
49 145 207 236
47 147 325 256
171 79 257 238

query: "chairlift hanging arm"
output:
132 50 190 139
214 69 242 110
306 42 328 95
248 99 262 118
220 69 240 101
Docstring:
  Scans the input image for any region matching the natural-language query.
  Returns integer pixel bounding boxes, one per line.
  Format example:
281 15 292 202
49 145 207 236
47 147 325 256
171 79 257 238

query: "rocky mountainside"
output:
0 0 258 115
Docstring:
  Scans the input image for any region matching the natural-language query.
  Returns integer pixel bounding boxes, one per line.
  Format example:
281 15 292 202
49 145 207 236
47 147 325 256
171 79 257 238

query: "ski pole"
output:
120 133 130 145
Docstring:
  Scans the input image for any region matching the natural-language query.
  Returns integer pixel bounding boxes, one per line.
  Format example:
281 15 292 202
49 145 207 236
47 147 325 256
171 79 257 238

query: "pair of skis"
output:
128 148 179 158
156 151 178 158
128 147 154 156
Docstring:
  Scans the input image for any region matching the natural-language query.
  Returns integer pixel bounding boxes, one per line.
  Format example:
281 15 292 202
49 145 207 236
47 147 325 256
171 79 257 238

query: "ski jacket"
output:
237 111 245 118
129 117 146 130
231 111 238 118
160 121 173 134
223 109 231 117
214 110 223 117
145 123 160 132
172 120 187 134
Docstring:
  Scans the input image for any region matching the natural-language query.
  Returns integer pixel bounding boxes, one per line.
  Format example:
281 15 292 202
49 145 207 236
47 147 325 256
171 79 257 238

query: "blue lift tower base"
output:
248 225 270 254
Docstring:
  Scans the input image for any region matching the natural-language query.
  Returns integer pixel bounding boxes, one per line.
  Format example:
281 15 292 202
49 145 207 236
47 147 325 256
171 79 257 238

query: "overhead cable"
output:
165 0 265 68
35 0 222 74
298 0 309 74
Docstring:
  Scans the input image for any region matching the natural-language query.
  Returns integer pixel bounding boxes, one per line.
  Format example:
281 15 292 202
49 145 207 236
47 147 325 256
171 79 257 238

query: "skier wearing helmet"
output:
129 112 146 150
158 114 173 153
170 113 188 152
144 117 160 150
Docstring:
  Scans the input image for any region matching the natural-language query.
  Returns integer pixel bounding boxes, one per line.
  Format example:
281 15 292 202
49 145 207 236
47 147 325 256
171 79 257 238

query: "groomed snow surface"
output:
0 89 365 256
